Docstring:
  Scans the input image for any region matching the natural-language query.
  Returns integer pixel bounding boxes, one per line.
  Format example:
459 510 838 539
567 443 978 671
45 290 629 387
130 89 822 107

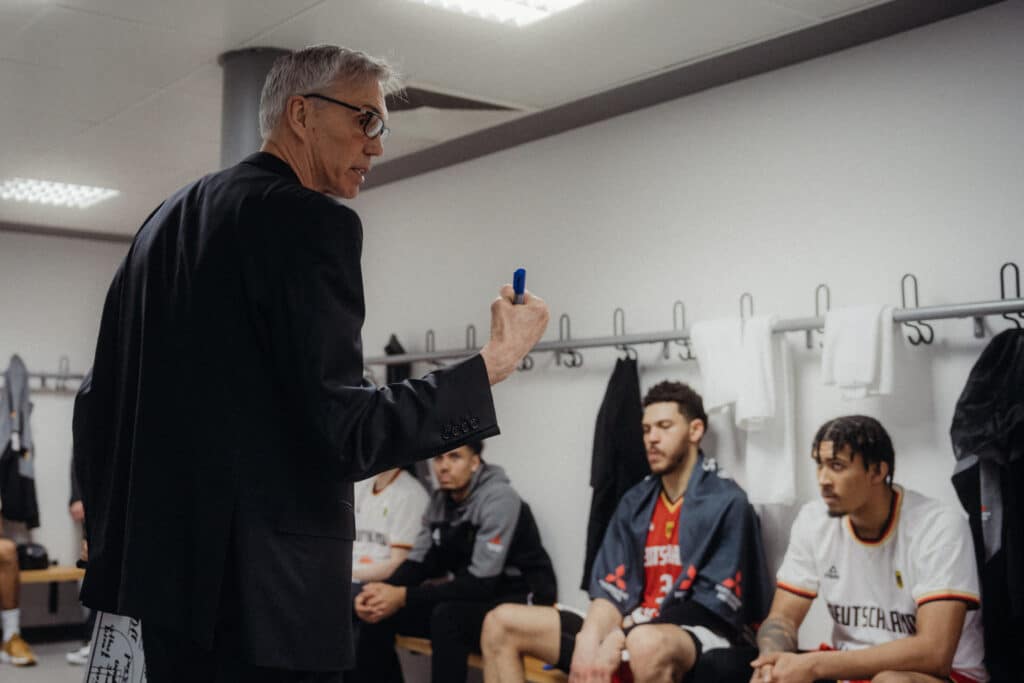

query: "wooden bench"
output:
18 565 86 615
395 635 567 682
19 565 85 584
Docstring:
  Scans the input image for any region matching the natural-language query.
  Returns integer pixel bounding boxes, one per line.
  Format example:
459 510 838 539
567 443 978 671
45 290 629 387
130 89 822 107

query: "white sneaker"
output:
66 644 90 665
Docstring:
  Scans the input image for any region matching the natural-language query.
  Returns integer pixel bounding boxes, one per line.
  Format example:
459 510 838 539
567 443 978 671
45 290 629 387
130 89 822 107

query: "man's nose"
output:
366 135 384 157
817 467 831 487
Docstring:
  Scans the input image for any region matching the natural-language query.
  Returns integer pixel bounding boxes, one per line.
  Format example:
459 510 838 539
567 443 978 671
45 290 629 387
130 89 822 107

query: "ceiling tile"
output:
0 0 52 45
0 59 94 144
109 87 222 145
0 5 223 89
53 0 327 46
176 62 224 100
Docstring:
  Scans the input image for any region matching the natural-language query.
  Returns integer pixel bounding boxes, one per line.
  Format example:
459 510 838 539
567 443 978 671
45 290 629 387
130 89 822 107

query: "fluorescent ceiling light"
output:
0 177 119 209
408 0 590 27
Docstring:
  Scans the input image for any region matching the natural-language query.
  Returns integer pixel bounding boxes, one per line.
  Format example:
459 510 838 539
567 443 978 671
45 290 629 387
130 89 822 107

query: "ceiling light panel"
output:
408 0 590 27
0 177 120 209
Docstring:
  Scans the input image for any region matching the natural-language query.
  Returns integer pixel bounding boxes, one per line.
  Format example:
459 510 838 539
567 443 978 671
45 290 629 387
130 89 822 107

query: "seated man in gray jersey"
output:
351 440 557 683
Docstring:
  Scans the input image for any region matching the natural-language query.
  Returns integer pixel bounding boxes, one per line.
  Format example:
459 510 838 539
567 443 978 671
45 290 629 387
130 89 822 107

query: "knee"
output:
625 627 682 680
0 539 15 566
625 626 668 663
481 604 516 652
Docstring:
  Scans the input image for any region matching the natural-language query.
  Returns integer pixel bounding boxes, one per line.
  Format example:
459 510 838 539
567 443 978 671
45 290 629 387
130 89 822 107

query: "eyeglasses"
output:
302 93 390 141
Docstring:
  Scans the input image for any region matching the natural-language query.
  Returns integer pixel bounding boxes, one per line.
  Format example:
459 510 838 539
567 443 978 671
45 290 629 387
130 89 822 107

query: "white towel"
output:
737 315 797 505
736 316 775 429
822 305 894 399
690 318 742 412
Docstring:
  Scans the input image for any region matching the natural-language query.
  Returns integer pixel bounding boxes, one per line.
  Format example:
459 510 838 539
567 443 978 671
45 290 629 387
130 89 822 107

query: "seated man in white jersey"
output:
352 466 430 583
481 381 772 683
345 467 430 683
751 415 987 683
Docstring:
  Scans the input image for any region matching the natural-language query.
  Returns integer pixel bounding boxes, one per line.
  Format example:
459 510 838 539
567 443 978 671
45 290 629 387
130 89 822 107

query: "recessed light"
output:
0 177 120 209
408 0 589 27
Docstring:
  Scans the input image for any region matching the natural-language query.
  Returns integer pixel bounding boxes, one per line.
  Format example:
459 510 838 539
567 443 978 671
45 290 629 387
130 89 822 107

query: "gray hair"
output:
258 45 402 139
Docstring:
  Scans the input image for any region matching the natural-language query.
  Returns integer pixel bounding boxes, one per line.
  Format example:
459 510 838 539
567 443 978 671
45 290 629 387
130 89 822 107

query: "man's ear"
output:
689 418 706 443
869 460 891 486
284 95 310 140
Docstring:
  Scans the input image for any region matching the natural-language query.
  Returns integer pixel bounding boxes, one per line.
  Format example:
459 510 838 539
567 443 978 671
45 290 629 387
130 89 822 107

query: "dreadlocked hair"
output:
812 415 895 486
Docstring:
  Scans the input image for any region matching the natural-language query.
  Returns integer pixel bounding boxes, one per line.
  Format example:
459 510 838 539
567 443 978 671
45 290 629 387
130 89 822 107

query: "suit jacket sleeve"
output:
243 189 498 479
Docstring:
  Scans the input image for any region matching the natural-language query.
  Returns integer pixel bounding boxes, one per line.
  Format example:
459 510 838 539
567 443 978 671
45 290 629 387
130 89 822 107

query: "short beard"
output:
653 449 690 476
826 509 845 518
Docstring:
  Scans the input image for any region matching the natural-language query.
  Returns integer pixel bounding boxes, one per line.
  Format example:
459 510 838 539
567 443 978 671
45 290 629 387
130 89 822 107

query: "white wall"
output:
0 231 127 569
352 1 1024 644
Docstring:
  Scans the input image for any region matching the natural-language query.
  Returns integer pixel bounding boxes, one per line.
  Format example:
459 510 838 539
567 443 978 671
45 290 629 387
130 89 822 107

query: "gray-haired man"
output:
74 45 548 683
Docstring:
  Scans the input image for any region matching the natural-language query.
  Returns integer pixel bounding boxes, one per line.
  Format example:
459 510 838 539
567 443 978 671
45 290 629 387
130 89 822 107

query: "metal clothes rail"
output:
363 297 1024 367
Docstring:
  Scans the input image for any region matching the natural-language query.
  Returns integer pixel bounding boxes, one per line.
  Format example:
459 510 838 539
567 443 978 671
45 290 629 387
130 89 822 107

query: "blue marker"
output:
513 268 527 304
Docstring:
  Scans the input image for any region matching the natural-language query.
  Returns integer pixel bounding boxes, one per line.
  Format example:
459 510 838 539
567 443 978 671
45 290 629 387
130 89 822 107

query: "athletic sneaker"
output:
0 634 37 666
66 643 90 665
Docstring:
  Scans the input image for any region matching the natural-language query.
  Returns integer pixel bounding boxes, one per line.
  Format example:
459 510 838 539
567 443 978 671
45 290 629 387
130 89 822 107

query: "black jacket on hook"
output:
950 328 1024 682
581 357 649 589
0 355 39 528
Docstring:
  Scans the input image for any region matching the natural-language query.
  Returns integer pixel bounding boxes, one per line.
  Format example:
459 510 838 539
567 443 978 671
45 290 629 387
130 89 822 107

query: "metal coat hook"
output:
739 292 754 321
739 292 754 340
900 273 934 345
425 329 444 366
57 355 70 392
465 324 477 350
807 284 831 349
556 313 583 368
665 300 695 361
612 308 637 360
1000 262 1023 329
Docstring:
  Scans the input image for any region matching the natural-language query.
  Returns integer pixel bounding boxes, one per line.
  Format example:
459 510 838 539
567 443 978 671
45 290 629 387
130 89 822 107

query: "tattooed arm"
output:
750 590 813 682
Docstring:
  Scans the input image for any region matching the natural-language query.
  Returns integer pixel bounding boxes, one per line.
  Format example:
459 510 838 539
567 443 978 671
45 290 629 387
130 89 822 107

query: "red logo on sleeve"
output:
605 564 627 590
678 564 697 590
722 571 742 597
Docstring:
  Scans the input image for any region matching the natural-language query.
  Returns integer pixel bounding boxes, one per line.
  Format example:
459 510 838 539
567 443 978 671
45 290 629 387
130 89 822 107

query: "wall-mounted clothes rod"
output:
363 297 1024 367
0 371 88 395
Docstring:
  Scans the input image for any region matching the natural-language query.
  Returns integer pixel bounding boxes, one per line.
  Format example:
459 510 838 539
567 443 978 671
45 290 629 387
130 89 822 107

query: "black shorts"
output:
554 600 734 674
555 609 586 673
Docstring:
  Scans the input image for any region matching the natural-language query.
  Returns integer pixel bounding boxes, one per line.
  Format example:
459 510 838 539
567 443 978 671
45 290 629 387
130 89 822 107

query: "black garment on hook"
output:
0 355 39 528
0 444 39 528
950 328 1024 683
384 334 411 385
580 358 649 589
385 335 432 488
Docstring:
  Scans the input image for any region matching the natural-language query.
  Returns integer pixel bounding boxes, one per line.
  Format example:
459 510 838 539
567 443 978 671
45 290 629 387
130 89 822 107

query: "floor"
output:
2 640 486 683
4 640 88 683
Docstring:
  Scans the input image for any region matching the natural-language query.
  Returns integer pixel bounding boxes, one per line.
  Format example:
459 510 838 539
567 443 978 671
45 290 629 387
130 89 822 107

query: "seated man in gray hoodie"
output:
351 440 557 683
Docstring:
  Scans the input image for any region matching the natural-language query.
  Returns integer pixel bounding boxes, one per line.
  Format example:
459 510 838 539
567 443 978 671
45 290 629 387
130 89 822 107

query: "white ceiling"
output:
0 0 890 235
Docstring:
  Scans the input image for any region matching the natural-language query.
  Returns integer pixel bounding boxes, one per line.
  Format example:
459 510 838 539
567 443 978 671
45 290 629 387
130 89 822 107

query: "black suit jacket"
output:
72 152 498 670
